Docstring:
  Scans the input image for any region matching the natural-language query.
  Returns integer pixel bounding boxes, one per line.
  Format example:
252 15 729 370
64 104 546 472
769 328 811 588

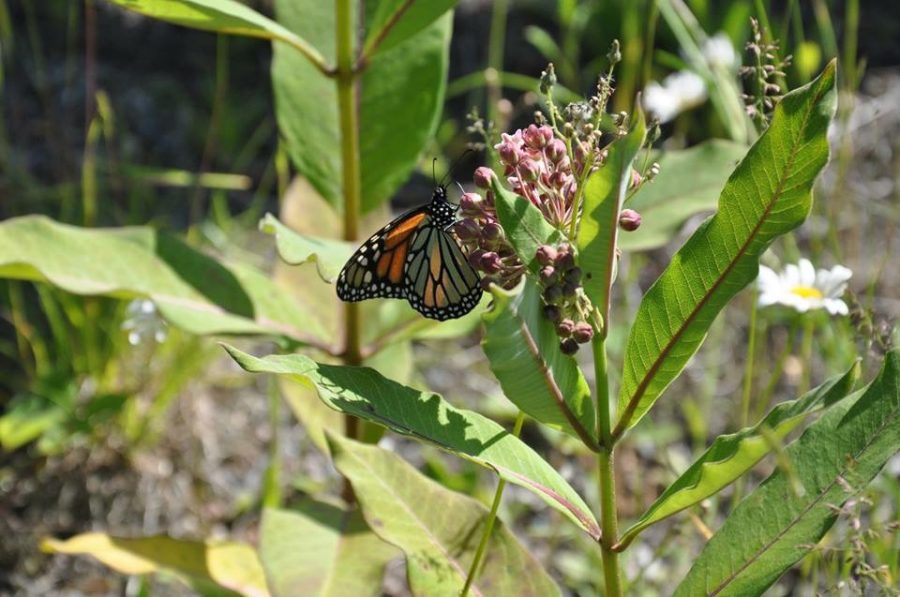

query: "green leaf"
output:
224 345 600 539
106 0 326 70
272 1 451 214
42 533 269 597
0 216 327 344
491 177 561 274
260 503 397 597
619 140 749 252
481 278 597 448
260 213 352 283
618 361 860 549
674 349 900 596
0 394 67 451
577 110 646 313
616 61 837 435
363 0 457 57
328 434 561 597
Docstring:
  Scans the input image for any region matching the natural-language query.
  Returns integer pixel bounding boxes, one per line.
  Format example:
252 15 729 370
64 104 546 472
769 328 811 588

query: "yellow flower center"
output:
790 285 824 300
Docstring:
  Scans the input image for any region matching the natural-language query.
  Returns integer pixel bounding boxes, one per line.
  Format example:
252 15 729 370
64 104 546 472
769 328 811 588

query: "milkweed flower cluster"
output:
757 258 852 315
454 168 526 291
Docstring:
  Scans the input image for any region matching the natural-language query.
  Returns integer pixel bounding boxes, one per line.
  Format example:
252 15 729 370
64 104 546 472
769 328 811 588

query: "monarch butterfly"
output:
336 184 482 320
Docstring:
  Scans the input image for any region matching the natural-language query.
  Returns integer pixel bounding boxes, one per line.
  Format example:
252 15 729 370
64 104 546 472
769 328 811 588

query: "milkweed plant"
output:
16 1 898 596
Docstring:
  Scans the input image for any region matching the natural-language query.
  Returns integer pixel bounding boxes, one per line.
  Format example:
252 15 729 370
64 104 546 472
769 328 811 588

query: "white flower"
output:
757 259 852 315
121 299 168 345
702 32 738 70
642 70 707 123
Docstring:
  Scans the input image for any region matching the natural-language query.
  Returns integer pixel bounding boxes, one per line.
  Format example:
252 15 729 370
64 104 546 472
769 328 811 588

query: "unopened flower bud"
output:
619 208 642 231
559 337 579 355
519 159 540 181
543 304 562 322
480 251 503 274
455 219 480 241
473 166 495 189
630 168 643 189
498 142 520 166
546 139 567 163
562 279 579 296
536 245 558 266
467 249 486 269
607 40 622 65
556 251 575 271
544 284 563 304
459 192 483 214
557 318 575 336
539 265 557 285
573 322 594 343
540 63 557 94
480 222 503 246
564 267 582 284
523 124 547 149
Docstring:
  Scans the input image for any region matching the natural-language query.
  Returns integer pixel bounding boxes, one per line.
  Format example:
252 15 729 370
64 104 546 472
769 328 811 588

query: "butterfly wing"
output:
403 225 483 320
336 206 430 302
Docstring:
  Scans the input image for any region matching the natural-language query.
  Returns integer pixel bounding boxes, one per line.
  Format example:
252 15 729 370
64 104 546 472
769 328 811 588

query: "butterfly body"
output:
336 186 482 320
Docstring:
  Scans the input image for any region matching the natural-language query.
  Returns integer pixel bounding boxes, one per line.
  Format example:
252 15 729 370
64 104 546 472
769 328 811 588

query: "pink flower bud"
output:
498 141 520 166
518 159 540 182
454 219 481 241
573 322 594 343
557 318 575 336
459 192 483 215
523 124 551 149
480 222 503 246
546 139 567 163
473 166 495 189
467 249 486 269
539 265 557 285
619 208 642 231
479 251 503 274
630 168 643 189
535 245 558 265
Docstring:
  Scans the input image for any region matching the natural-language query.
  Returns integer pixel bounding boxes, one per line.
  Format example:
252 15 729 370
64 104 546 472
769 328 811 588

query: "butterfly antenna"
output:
432 157 438 187
440 149 475 188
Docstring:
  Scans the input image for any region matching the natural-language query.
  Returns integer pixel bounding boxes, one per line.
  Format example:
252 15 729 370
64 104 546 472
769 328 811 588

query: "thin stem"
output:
799 316 815 394
336 0 362 505
593 336 622 596
460 412 526 597
740 291 759 427
597 448 622 596
486 0 509 137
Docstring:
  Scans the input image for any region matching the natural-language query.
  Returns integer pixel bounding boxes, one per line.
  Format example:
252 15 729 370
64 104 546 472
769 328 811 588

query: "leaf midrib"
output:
614 86 825 439
708 398 899 595
344 448 484 597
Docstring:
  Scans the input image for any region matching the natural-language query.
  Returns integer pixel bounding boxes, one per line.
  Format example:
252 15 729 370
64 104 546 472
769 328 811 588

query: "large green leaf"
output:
617 362 860 549
615 62 837 435
260 503 397 597
272 0 451 214
0 216 326 344
481 279 596 448
491 177 561 274
577 110 646 315
260 213 352 283
674 349 900 596
42 533 269 597
619 140 749 252
329 435 561 597
363 0 457 57
224 346 600 539
106 0 326 70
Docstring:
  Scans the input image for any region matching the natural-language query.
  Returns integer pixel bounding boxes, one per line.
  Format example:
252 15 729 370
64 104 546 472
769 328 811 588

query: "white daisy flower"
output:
121 299 168 345
643 70 708 123
757 259 852 315
702 32 738 71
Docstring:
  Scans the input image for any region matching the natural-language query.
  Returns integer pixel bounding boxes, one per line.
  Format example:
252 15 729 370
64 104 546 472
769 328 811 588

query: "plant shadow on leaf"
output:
153 232 254 318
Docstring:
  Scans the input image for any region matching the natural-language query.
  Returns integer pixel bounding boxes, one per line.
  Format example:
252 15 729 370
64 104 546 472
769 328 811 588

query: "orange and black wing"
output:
336 207 430 302
403 225 482 320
